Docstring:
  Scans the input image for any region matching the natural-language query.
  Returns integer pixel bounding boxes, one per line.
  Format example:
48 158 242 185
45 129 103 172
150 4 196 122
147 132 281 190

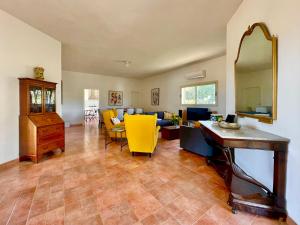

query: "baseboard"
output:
70 123 83 127
0 158 19 171
287 216 297 225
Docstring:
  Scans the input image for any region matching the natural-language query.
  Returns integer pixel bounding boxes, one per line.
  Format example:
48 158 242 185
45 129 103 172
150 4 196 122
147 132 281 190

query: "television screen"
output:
187 107 210 121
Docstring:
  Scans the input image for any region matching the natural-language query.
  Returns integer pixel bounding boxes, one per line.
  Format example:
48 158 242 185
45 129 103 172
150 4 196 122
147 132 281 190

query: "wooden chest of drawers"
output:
38 124 64 152
19 114 65 163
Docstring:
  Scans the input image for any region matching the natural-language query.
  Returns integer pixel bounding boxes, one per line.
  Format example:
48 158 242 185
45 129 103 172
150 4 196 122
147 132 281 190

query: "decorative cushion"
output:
116 108 124 121
111 117 121 125
156 111 164 119
164 112 173 120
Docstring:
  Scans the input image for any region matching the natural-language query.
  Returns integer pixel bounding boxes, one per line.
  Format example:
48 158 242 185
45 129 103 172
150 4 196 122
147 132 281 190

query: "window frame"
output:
180 81 218 106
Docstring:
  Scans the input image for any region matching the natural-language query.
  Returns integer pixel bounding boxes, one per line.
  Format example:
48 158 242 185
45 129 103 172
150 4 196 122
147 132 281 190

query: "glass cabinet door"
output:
29 86 43 113
45 88 56 112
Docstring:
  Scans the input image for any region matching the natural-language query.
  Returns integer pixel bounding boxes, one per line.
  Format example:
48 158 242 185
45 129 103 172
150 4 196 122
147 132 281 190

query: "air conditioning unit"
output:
185 70 206 80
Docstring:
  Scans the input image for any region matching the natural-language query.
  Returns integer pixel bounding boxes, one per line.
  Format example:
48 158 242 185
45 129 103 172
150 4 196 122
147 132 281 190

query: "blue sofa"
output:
144 111 174 127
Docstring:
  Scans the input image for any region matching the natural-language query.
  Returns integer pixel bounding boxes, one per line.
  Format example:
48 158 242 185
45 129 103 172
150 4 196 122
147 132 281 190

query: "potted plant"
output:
171 114 181 128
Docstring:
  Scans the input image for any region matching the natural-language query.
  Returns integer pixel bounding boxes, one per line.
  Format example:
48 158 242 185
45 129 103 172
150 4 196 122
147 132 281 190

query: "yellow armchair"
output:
124 114 160 156
102 109 125 138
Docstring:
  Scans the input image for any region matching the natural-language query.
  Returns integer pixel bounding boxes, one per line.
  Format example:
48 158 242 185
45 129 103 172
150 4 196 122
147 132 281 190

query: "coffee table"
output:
105 127 127 151
161 126 180 140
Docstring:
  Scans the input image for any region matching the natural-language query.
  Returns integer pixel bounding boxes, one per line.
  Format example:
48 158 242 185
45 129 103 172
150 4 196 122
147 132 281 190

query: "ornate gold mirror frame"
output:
235 23 278 124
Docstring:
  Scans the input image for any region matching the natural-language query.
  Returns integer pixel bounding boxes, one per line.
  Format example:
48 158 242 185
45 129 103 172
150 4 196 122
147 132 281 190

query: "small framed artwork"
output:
151 88 160 106
108 90 123 106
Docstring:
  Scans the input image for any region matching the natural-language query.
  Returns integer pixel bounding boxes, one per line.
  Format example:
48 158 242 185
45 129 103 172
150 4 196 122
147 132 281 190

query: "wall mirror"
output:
235 23 277 124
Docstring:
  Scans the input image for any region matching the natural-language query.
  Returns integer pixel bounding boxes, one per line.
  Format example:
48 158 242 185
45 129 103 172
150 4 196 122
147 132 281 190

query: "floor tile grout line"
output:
24 187 36 225
5 192 22 225
158 152 206 177
63 175 66 224
191 206 211 225
158 150 228 196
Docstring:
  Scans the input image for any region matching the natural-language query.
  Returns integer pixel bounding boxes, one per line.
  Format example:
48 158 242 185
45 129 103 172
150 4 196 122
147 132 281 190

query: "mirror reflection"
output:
235 23 276 122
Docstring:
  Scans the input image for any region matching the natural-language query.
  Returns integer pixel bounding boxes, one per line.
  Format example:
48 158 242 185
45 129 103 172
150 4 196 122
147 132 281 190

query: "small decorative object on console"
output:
225 114 236 123
210 114 223 122
34 66 45 80
218 121 241 130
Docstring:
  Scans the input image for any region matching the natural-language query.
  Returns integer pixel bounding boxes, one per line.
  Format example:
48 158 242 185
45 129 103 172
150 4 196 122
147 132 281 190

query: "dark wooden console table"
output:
200 121 289 219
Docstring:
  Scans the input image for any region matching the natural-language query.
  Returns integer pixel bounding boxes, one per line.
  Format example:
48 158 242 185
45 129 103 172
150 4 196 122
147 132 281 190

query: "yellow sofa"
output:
124 114 160 157
102 109 126 138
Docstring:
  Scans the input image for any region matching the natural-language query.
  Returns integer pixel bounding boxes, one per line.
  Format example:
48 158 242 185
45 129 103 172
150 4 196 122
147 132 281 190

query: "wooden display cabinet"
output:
19 78 65 163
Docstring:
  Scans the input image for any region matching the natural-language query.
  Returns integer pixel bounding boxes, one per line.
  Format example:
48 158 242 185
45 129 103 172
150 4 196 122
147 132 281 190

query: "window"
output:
181 82 217 105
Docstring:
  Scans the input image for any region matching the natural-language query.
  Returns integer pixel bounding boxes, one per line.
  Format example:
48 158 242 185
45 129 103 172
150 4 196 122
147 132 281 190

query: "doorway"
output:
131 91 141 107
84 89 100 125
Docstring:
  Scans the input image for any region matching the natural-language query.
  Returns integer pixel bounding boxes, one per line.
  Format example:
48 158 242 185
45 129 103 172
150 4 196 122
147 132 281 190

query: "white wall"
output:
62 70 143 125
141 55 226 114
0 9 62 164
226 0 300 222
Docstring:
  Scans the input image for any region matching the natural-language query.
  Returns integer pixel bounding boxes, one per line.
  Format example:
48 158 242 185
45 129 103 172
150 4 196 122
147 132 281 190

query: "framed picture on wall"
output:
151 88 160 106
108 90 123 106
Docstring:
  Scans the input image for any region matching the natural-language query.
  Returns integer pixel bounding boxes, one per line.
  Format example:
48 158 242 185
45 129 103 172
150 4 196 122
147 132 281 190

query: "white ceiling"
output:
0 0 242 78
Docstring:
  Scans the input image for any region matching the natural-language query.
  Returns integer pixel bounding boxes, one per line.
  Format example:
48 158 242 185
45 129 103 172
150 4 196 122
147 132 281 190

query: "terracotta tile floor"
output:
0 124 287 225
